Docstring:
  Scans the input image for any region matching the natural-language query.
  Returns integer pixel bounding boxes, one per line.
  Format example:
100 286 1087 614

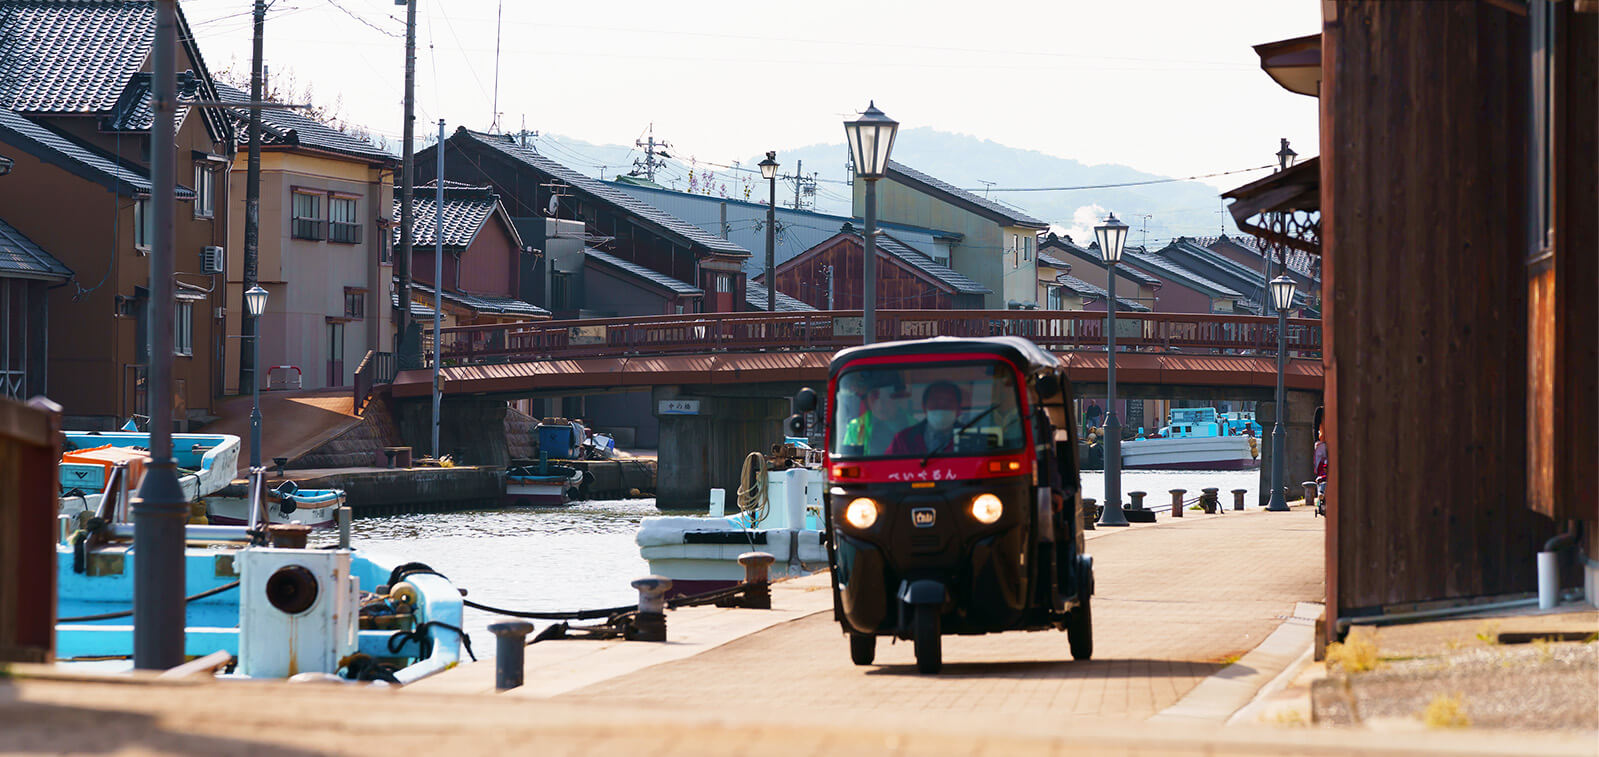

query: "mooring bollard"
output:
488 621 534 691
629 576 672 642
1081 498 1098 531
1128 491 1147 510
1123 490 1156 523
1200 487 1219 514
1169 489 1186 518
1302 481 1318 505
1231 488 1247 511
738 551 776 609
336 506 352 550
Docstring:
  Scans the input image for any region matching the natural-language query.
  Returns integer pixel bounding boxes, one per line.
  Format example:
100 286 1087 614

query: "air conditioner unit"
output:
237 547 359 678
200 246 225 275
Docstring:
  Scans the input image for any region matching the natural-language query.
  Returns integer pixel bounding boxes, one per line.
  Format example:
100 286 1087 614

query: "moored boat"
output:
1121 407 1259 470
504 461 584 506
58 430 240 518
206 480 346 528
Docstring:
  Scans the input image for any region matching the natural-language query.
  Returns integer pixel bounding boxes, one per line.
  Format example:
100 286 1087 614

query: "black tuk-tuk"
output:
793 336 1093 674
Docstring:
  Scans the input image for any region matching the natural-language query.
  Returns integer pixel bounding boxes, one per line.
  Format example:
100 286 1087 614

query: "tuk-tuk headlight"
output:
970 493 1003 524
844 497 879 529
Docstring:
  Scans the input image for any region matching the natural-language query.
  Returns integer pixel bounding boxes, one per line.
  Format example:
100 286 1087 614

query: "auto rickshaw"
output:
792 336 1093 674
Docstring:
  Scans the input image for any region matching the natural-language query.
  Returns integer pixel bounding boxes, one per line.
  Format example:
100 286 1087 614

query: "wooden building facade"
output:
768 229 989 311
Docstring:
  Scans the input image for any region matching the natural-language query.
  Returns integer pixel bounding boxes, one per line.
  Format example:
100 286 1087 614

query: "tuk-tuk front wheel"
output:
913 605 942 674
849 632 876 666
1068 595 1093 661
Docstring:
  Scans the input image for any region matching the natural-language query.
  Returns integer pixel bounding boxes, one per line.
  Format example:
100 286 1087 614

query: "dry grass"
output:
1421 693 1471 728
1531 637 1556 663
1474 621 1501 645
1326 627 1381 673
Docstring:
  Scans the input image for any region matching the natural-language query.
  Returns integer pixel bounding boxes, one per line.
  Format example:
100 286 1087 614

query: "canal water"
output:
324 469 1261 656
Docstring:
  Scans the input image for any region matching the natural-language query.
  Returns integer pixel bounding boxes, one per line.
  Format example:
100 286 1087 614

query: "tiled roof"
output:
0 106 193 198
871 231 990 295
583 247 702 296
1120 248 1244 299
885 160 1048 229
214 83 393 163
1037 251 1070 270
744 281 814 312
103 71 198 132
0 0 156 113
1054 275 1148 312
454 129 750 258
394 183 499 249
0 216 70 279
390 290 438 319
408 279 547 318
1039 234 1162 287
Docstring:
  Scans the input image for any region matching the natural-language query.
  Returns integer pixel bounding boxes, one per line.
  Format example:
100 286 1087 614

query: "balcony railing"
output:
292 218 325 241
329 222 363 245
421 310 1322 367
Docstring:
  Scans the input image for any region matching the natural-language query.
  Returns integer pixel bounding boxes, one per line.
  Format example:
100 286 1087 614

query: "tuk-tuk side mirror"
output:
1036 373 1062 400
793 387 818 413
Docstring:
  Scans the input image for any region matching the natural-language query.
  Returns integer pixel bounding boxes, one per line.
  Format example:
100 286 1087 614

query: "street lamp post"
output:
1095 214 1130 527
843 102 898 344
1266 274 1297 511
244 285 269 469
759 152 779 313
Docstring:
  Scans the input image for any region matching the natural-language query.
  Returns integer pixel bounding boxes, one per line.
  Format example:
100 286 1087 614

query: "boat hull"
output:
205 498 341 528
1119 435 1258 471
503 468 583 507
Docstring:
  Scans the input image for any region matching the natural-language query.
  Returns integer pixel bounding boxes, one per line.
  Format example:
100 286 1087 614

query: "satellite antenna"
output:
546 193 560 216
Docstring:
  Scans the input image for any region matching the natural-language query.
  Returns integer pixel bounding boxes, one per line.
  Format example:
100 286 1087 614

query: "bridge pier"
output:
396 396 509 467
1256 390 1320 507
652 385 796 510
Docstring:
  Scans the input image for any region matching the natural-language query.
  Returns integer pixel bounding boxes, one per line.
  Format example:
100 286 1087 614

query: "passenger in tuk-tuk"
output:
839 371 912 456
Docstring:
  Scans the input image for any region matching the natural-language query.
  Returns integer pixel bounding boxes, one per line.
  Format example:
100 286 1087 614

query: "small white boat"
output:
1121 407 1259 470
59 431 240 518
637 443 827 596
206 481 346 529
504 462 584 506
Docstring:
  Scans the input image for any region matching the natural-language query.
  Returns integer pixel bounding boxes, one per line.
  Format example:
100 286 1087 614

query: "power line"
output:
967 164 1275 193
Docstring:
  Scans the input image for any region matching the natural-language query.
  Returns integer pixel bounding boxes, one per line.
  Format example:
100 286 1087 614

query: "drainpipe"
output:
1539 520 1581 610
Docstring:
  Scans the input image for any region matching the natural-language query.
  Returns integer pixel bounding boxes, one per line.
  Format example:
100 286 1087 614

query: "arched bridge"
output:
388 310 1323 399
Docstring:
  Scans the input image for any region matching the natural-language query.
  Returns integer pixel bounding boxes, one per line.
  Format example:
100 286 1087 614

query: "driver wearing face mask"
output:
886 381 964 456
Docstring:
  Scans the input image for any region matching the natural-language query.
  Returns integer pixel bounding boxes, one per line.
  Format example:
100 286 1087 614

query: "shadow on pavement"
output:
863 658 1228 679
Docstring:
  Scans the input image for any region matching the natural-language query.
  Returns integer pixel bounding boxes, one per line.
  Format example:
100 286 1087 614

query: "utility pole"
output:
793 159 803 208
133 0 186 670
432 119 444 461
396 0 418 368
631 124 669 182
240 0 264 422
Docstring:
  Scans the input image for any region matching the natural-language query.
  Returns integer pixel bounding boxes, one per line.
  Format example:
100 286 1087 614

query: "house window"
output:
1024 236 1032 262
134 199 152 249
329 196 361 244
292 191 324 240
1046 285 1065 311
551 271 573 311
192 164 215 217
174 301 193 356
715 274 731 293
344 288 366 319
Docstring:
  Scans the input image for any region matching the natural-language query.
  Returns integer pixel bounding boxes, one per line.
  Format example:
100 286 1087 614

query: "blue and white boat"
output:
1122 407 1259 470
58 430 240 519
57 471 464 683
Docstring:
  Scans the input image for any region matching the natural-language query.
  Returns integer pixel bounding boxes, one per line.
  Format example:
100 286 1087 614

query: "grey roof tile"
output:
885 160 1047 228
0 215 70 279
1053 274 1147 312
456 129 750 258
407 279 547 318
744 281 814 312
391 290 437 319
0 0 156 114
215 83 392 163
584 247 702 296
871 231 990 295
1120 248 1244 299
394 183 499 249
1039 234 1163 287
103 71 198 133
0 106 192 197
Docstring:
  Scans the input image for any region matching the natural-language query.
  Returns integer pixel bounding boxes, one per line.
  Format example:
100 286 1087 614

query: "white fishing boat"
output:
58 430 240 518
504 461 584 506
637 443 827 596
1121 407 1259 470
206 480 347 529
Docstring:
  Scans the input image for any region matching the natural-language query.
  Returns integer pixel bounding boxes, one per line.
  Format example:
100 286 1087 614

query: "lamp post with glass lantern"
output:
244 285 268 469
843 102 898 344
759 152 779 312
1095 214 1130 527
1265 274 1297 511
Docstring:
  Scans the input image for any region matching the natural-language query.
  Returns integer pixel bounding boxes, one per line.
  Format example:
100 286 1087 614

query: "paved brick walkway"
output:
561 509 1326 720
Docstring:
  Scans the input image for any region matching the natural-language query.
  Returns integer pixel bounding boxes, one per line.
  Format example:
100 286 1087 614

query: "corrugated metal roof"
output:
0 216 70 279
395 183 499 249
744 281 815 312
0 106 193 198
454 129 750 258
0 0 156 114
584 247 702 296
215 83 393 163
885 160 1048 229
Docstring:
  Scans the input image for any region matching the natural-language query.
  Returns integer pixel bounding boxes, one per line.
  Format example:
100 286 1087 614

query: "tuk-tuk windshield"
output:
831 361 1025 459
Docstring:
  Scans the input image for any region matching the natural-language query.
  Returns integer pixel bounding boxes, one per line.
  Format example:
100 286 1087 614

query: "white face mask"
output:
925 409 957 431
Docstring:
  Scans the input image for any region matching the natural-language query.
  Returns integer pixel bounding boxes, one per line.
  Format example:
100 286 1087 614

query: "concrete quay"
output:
7 507 1594 755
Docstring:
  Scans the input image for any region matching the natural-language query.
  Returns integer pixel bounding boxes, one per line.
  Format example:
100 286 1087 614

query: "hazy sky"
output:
187 0 1321 190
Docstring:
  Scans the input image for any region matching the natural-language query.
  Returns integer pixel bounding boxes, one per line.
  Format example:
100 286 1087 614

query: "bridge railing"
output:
424 310 1322 366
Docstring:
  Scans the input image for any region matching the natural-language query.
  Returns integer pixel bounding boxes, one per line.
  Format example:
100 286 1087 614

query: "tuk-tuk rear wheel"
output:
913 605 942 674
1068 595 1093 661
849 632 875 665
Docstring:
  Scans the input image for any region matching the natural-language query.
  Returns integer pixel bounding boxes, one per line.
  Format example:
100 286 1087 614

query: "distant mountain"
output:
528 127 1255 246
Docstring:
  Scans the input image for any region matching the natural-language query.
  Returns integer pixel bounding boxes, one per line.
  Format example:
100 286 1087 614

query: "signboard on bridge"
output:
832 316 863 337
568 325 608 345
658 399 701 416
899 320 939 338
